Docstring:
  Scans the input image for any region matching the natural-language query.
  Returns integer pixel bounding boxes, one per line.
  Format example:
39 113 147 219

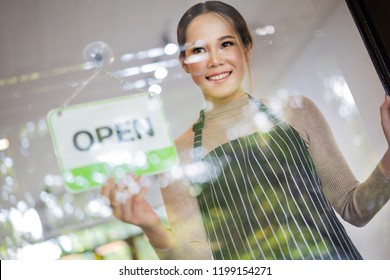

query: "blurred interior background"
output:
0 0 389 260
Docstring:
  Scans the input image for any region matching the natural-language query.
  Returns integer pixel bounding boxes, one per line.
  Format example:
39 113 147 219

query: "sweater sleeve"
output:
154 178 212 259
153 129 212 260
286 96 390 227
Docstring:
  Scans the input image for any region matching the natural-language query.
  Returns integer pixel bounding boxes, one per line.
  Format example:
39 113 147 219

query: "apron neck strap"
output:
191 94 280 162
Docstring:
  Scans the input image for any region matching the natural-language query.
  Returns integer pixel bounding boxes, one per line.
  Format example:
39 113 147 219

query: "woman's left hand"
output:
380 95 390 147
379 95 390 176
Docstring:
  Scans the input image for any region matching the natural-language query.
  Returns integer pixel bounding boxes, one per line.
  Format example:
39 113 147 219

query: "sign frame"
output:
47 92 179 193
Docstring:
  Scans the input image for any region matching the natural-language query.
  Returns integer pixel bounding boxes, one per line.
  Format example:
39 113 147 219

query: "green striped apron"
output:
191 95 362 260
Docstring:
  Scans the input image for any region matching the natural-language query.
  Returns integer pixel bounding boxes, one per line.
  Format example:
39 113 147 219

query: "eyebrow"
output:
218 35 236 41
188 35 237 48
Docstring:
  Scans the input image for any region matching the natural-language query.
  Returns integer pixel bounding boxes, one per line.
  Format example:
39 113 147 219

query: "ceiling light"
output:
164 43 178 55
255 25 275 36
0 138 10 151
154 67 168 79
148 84 162 95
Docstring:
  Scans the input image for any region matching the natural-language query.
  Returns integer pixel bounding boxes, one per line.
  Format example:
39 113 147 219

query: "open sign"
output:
72 117 155 152
47 93 179 192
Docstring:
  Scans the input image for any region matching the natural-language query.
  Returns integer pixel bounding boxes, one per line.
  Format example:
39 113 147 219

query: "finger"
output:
119 197 133 222
381 96 390 121
112 203 122 219
115 189 130 204
123 174 141 194
134 187 148 203
127 172 140 181
111 188 124 219
133 187 148 208
109 182 120 204
121 190 147 223
101 177 115 198
383 95 390 108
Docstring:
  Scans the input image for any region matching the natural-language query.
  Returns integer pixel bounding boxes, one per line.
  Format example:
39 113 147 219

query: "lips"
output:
206 71 232 81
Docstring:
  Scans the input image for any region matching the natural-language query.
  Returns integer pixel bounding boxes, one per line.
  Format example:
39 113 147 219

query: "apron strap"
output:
192 109 205 162
191 94 281 162
247 94 281 126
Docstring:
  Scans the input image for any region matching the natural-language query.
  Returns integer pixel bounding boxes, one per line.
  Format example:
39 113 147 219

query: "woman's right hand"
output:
101 176 161 230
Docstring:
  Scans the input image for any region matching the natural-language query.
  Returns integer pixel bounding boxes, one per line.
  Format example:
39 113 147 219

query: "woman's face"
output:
181 13 248 105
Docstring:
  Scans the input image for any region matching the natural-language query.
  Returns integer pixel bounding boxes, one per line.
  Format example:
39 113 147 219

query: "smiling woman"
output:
102 1 390 260
177 2 253 106
180 14 247 105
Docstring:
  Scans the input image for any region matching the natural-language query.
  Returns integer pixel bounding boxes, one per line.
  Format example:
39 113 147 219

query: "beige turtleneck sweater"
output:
155 94 390 259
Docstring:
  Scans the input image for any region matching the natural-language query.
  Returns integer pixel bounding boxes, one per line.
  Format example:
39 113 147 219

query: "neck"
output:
202 93 250 120
204 91 246 109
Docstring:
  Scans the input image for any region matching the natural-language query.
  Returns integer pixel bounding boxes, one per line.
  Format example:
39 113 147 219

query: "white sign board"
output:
47 93 179 192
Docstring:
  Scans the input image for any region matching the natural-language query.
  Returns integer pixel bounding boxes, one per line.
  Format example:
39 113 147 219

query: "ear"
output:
179 54 190 73
245 47 251 59
243 39 252 55
242 44 251 62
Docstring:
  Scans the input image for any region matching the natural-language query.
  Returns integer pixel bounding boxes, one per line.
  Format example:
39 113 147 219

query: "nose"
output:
207 50 223 68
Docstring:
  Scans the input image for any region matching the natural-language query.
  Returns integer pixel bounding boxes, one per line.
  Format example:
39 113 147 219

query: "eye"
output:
221 41 234 48
192 47 205 54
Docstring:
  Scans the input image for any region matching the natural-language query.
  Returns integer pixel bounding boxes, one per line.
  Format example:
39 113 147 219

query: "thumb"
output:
134 187 149 203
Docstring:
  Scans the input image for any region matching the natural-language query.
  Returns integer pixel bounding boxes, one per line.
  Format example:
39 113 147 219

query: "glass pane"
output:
0 0 389 259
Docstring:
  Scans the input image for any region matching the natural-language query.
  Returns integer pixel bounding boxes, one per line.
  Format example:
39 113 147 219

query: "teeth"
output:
208 72 230 81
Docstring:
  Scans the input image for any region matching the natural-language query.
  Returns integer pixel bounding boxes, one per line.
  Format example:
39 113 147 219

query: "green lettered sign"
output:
47 93 179 192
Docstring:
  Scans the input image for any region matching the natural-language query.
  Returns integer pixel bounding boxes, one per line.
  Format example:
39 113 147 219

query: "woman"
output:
102 1 390 259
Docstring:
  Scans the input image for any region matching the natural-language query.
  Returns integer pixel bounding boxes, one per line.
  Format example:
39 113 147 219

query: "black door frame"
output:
346 0 390 95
